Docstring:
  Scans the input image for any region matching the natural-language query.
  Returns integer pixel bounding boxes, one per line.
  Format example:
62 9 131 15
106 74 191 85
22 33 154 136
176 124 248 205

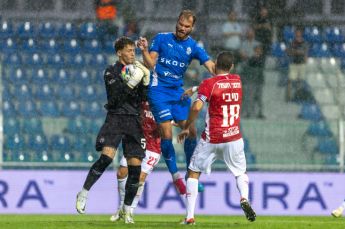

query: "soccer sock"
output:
236 173 249 200
117 176 127 209
131 182 145 212
184 138 197 169
186 178 198 219
124 165 141 206
161 139 178 175
83 154 113 191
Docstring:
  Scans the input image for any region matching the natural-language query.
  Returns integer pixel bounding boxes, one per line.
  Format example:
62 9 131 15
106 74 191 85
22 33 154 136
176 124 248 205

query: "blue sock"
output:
184 138 197 169
161 139 178 175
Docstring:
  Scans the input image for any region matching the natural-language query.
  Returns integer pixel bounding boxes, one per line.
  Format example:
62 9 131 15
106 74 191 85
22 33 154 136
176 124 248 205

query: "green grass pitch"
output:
0 215 344 229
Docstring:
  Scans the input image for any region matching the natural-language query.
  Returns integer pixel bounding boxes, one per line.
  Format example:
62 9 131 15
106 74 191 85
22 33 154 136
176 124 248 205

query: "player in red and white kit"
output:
178 51 256 225
110 101 161 222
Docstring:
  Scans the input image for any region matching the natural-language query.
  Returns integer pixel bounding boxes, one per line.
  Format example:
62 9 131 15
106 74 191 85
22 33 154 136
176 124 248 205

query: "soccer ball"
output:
121 64 144 83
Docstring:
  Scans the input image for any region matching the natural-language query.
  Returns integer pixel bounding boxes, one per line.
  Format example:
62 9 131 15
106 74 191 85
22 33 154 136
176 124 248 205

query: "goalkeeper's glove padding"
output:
134 60 150 86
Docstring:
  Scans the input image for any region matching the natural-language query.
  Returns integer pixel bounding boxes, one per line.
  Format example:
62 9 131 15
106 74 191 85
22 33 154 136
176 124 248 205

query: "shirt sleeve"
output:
193 43 210 65
197 80 210 103
149 33 161 53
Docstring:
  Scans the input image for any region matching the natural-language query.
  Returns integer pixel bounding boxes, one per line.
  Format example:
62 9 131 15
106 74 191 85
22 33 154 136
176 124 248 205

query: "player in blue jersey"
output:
137 10 215 194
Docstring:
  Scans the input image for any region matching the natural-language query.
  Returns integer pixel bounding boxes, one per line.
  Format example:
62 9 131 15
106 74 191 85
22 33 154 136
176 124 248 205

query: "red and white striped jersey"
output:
141 101 161 154
197 73 242 144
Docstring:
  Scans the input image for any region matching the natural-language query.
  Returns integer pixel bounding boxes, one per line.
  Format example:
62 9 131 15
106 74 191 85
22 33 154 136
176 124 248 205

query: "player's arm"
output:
181 86 198 99
137 37 158 69
203 60 215 75
177 99 204 143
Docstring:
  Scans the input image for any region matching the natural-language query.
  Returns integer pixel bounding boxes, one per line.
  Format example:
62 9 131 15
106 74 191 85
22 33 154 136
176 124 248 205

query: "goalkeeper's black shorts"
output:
95 113 145 160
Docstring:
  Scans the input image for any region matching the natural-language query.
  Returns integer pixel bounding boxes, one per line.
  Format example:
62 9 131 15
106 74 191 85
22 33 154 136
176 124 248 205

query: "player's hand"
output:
136 37 148 50
181 88 193 100
134 60 150 86
177 129 190 143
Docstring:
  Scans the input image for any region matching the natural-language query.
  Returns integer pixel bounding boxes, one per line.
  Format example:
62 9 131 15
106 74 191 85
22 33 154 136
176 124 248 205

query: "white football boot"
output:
110 208 125 222
332 206 344 218
76 191 88 214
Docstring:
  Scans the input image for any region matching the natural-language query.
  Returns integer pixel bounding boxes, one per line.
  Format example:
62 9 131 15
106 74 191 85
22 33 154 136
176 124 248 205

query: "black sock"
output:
124 165 141 206
83 154 113 190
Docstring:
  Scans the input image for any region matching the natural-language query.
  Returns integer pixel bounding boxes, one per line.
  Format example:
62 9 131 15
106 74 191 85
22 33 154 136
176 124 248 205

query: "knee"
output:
117 166 128 179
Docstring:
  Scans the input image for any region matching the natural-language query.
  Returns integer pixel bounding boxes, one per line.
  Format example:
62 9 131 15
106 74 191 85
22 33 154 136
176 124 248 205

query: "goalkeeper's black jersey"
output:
103 61 146 115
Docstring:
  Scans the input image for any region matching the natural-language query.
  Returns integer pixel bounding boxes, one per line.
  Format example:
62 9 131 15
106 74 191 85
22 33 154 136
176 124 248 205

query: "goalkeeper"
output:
76 36 150 224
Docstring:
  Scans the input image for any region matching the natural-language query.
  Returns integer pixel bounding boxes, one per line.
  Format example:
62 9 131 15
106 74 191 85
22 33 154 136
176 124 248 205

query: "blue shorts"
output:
148 86 191 124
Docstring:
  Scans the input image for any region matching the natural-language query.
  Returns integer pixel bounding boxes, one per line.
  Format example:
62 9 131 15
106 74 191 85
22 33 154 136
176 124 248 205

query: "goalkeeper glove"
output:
134 60 150 86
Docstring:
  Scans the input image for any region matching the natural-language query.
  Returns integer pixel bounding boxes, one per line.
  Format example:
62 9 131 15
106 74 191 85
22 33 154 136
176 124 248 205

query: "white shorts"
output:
189 138 246 177
288 63 306 81
119 150 161 175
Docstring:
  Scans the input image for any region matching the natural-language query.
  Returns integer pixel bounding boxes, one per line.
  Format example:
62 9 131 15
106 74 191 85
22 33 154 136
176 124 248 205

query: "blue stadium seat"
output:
4 134 26 151
47 53 64 67
88 53 107 66
319 43 331 57
9 68 28 85
38 22 57 38
56 84 75 101
283 26 294 43
104 40 114 53
22 38 38 53
316 138 338 154
22 118 43 134
84 39 102 54
32 68 50 84
0 21 14 39
80 22 98 39
17 22 36 38
2 87 13 100
1 38 17 53
52 69 71 85
4 118 20 136
61 101 81 118
41 38 60 54
82 101 104 118
308 43 330 58
17 99 37 118
63 39 81 54
66 118 89 134
28 133 48 151
307 120 332 137
50 135 71 152
89 119 103 134
80 85 98 101
73 136 93 152
2 100 16 117
14 84 32 101
77 70 92 85
271 42 286 57
2 53 21 66
35 84 55 101
26 53 42 66
304 26 322 43
69 54 85 68
332 43 345 58
58 22 78 39
39 101 60 117
299 103 322 121
324 27 344 44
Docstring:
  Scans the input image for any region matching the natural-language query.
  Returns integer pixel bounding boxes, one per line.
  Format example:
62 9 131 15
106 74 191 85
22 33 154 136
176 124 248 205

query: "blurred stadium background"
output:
0 0 344 217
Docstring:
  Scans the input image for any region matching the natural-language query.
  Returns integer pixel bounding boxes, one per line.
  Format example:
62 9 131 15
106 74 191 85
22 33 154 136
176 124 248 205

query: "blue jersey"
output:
149 32 210 88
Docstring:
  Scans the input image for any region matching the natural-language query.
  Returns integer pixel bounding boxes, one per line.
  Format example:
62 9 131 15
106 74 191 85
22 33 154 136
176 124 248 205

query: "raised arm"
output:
137 37 158 69
203 60 215 75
